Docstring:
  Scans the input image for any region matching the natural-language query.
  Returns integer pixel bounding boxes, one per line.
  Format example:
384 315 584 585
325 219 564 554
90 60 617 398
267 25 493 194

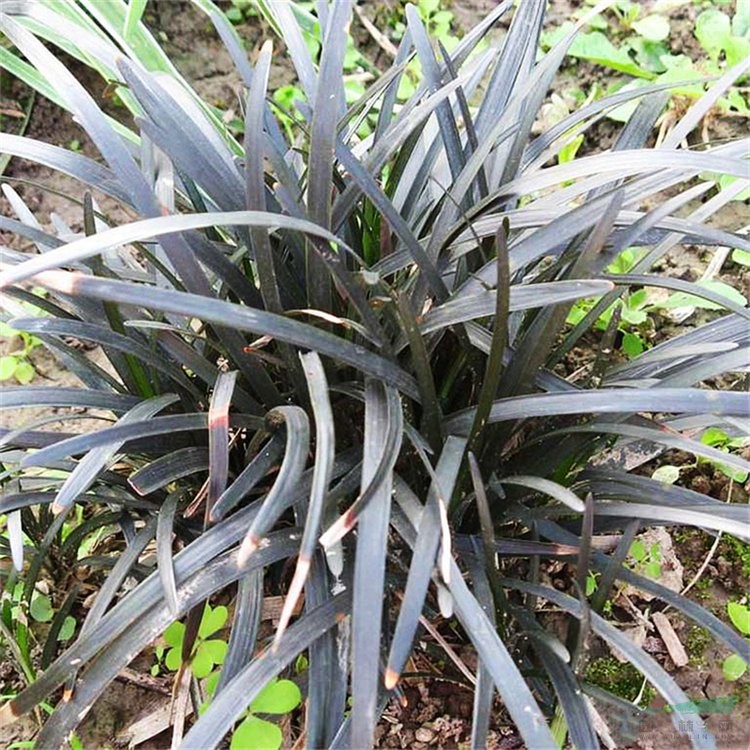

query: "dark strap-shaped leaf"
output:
274 353 335 647
0 133 130 204
319 384 403 548
156 490 182 616
447 388 750 434
21 413 262 467
50 394 179 513
385 436 466 687
420 280 615 335
350 379 400 748
237 406 310 565
215 568 264 697
0 387 139 412
210 432 285 522
17 269 420 400
207 371 238 515
9 317 200 398
128 447 209 496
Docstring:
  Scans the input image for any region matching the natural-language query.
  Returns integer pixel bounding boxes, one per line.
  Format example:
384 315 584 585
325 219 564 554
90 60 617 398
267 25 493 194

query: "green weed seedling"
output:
699 428 750 483
629 539 662 580
202 675 302 750
156 601 301 748
541 0 750 123
155 602 228 678
722 600 750 681
0 581 76 686
388 0 466 100
585 570 600 597
566 247 654 358
0 321 40 384
651 428 750 486
225 0 257 24
653 279 748 316
567 245 749 360
0 289 50 383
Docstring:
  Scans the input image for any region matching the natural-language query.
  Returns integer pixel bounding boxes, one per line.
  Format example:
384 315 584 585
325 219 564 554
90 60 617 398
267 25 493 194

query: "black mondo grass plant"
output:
0 0 749 747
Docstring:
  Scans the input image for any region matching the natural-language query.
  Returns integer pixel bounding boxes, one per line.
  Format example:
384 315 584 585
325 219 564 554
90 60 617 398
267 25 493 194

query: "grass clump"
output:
0 1 748 748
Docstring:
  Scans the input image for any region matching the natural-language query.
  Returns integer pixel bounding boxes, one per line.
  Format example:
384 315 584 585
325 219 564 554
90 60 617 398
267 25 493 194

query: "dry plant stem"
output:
353 5 398 57
115 666 171 695
185 430 243 518
169 667 191 750
674 532 722 605
663 478 735 614
394 591 477 687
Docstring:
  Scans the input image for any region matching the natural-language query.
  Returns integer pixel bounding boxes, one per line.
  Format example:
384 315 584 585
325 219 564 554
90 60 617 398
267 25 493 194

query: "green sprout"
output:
203 675 302 750
722 600 750 681
154 603 228 679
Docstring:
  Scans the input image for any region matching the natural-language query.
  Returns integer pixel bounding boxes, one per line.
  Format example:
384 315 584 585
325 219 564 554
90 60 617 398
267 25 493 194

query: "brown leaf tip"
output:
0 700 22 728
384 668 400 691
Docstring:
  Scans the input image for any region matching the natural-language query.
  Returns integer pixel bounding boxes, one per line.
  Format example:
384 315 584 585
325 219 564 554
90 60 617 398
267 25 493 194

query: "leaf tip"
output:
0 700 22 727
319 508 353 549
384 668 400 690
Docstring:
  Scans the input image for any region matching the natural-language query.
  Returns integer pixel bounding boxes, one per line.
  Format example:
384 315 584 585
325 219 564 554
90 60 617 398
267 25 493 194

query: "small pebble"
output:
415 727 435 743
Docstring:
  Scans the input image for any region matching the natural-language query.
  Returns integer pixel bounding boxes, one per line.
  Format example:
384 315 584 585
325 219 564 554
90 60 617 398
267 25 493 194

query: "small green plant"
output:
155 602 228 678
0 321 40 384
390 0 459 50
566 247 655 359
541 0 750 122
699 428 750 483
225 0 257 24
722 600 750 681
585 570 599 596
721 536 750 578
567 245 749 360
154 603 300 748
651 427 750 487
203 675 302 750
685 625 711 666
694 6 750 73
654 279 748 315
0 581 76 686
629 539 662 580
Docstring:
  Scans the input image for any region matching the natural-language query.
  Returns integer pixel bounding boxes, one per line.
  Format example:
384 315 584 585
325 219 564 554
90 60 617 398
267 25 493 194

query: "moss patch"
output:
584 656 654 705
685 626 711 666
721 536 750 578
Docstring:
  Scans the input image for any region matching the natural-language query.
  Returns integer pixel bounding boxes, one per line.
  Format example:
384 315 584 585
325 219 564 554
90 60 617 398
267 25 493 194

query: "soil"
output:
2 1 749 749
